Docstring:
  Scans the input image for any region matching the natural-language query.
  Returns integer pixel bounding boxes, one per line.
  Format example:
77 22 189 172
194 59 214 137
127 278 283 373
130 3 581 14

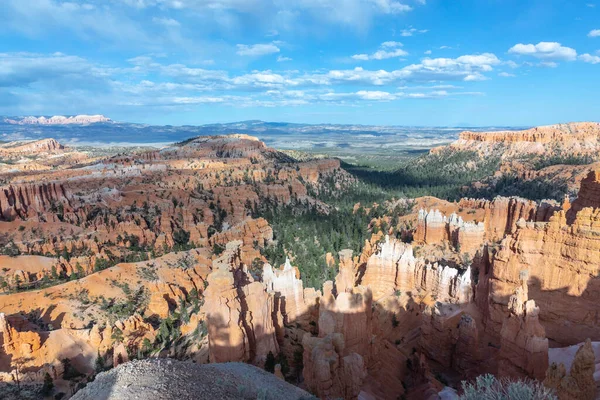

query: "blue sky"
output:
0 0 599 126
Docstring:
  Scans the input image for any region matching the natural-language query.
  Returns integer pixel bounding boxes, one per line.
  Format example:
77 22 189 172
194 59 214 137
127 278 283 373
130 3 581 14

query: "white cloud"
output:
368 0 412 13
400 27 427 37
277 56 292 62
579 53 600 64
589 29 600 37
152 17 180 27
171 96 225 104
508 42 577 61
381 41 403 48
498 72 515 77
351 41 407 60
371 48 409 60
464 74 487 81
236 43 280 57
0 50 495 115
424 50 432 55
355 90 396 100
333 52 500 84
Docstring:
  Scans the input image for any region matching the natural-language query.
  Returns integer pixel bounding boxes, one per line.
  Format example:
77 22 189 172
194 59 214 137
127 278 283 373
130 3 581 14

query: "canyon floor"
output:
1 123 600 399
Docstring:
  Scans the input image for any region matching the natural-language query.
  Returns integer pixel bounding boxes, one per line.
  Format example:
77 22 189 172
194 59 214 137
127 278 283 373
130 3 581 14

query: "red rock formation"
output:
361 236 472 304
545 339 597 400
566 170 600 222
302 333 367 400
488 208 600 345
442 122 600 158
0 313 42 358
334 249 355 294
459 122 600 144
420 304 479 372
361 236 416 299
415 197 559 252
203 242 279 364
498 272 548 380
0 182 71 221
0 138 64 154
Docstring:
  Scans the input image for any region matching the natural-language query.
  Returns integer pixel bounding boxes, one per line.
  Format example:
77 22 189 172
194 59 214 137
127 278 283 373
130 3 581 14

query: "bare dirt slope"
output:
72 359 314 400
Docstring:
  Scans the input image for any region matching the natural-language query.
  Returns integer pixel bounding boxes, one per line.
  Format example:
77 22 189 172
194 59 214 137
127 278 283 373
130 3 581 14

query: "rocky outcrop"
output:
498 272 548 380
415 209 449 245
334 249 355 294
446 122 600 158
302 333 367 400
0 138 64 154
203 242 278 364
420 304 480 372
415 197 559 253
545 339 597 400
0 313 42 358
263 259 318 329
458 123 600 144
0 182 71 221
488 209 600 345
361 236 416 299
361 236 472 304
566 169 600 223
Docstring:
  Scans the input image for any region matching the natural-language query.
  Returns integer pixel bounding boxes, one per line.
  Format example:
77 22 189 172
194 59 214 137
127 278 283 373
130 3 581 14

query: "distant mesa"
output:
3 114 111 125
0 138 65 155
458 122 600 144
430 121 600 159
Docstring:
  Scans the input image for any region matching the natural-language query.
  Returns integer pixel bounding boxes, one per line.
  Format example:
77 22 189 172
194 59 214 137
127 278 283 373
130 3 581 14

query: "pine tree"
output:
264 351 276 373
95 352 105 373
42 372 54 395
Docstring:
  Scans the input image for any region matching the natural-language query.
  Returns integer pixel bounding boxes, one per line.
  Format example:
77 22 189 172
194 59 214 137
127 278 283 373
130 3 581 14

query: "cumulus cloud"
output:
0 50 492 115
331 53 499 84
351 41 408 60
236 43 280 56
589 29 600 37
508 42 577 61
579 53 600 64
277 56 292 62
400 27 428 37
381 41 403 48
498 72 515 77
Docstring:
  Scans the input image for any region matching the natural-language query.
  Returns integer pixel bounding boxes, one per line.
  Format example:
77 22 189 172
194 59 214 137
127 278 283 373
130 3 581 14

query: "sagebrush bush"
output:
460 374 557 400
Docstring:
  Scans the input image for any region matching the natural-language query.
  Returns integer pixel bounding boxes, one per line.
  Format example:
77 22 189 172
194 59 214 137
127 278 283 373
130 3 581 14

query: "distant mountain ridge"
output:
3 114 111 125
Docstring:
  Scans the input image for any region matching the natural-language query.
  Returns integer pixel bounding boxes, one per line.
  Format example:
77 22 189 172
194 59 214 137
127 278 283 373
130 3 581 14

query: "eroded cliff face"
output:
0 183 71 221
498 273 548 380
446 122 600 158
487 209 600 345
414 196 560 254
566 170 600 222
0 138 64 154
202 242 280 364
